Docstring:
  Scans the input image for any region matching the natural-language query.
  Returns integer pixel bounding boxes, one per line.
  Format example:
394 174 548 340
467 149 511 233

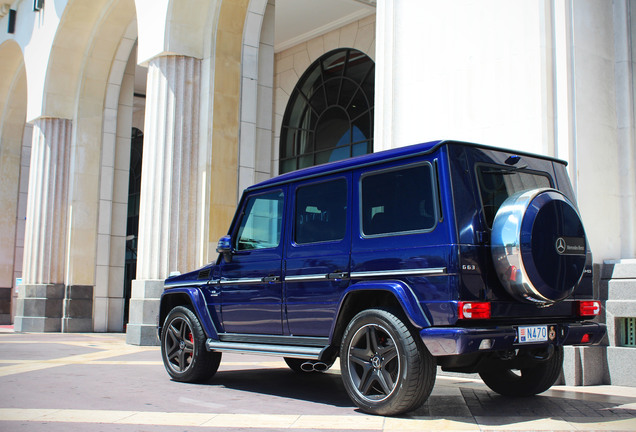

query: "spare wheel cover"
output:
490 188 587 304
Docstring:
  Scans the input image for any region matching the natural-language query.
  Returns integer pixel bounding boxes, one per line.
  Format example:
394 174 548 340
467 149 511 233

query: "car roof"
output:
247 140 565 192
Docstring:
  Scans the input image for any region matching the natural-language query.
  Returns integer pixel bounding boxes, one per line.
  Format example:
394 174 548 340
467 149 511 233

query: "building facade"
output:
0 0 634 385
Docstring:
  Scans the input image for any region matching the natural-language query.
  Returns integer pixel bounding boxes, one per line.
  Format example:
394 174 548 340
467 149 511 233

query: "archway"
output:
279 48 375 173
95 23 144 332
24 0 140 332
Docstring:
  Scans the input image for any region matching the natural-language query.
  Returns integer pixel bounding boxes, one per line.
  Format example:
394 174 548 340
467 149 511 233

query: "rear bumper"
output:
420 321 606 356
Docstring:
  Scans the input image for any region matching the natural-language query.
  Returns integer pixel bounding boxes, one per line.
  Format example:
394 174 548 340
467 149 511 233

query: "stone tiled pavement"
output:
0 329 634 431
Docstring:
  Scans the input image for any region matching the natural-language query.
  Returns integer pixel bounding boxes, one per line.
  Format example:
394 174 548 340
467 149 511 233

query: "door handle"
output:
327 271 349 280
262 275 280 283
207 279 220 295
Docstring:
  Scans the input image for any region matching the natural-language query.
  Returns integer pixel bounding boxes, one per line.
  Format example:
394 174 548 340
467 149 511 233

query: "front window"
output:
361 163 438 236
476 165 552 227
236 191 284 250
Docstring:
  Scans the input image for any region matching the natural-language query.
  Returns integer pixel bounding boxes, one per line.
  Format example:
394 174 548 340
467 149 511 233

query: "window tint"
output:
295 179 347 244
477 165 552 227
236 191 284 250
362 164 437 236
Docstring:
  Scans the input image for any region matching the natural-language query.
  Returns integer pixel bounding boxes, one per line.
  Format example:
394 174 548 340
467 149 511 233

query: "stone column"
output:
561 264 608 386
126 56 201 345
601 260 636 386
61 285 94 332
0 108 25 325
14 118 71 332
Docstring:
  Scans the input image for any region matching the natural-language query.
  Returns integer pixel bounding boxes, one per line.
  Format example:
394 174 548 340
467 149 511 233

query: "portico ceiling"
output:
134 0 376 94
275 0 375 52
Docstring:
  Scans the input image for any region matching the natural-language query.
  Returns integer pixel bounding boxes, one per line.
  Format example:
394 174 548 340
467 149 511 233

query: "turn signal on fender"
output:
458 302 491 319
577 300 601 317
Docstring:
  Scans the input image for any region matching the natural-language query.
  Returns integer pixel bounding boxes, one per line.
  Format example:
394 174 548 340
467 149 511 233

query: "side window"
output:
295 179 347 244
236 191 284 251
362 164 437 236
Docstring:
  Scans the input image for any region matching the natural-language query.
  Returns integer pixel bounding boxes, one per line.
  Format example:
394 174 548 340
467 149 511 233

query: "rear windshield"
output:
477 164 552 227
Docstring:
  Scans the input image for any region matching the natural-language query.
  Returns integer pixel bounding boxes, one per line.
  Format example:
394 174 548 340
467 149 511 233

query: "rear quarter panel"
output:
350 149 459 327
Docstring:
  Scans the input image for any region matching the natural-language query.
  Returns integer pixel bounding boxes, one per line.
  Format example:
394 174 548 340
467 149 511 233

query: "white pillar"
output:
127 55 201 345
0 113 27 325
374 0 552 155
14 118 71 332
568 0 621 262
373 0 395 152
614 0 636 259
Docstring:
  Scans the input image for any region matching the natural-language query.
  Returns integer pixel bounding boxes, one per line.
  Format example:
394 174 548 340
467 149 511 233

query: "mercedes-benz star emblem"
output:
555 237 567 254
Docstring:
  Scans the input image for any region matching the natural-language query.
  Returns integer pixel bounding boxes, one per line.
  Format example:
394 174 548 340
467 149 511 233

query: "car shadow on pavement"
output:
181 366 636 424
195 368 355 408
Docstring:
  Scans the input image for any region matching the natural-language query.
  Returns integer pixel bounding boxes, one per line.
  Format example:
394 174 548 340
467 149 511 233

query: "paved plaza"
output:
0 329 634 432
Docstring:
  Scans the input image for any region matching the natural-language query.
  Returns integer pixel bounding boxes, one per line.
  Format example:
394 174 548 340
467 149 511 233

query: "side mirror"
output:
216 235 233 262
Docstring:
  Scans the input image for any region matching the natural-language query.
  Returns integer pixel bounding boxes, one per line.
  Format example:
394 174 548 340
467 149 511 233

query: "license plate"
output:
518 325 548 343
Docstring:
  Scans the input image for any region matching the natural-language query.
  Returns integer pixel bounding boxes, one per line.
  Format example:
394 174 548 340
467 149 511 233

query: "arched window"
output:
279 48 374 174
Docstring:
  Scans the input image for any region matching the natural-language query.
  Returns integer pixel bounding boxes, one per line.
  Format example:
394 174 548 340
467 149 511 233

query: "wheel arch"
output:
158 287 219 340
329 281 432 347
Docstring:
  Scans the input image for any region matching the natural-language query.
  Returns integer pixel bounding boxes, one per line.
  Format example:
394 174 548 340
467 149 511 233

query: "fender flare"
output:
331 280 432 339
159 287 219 340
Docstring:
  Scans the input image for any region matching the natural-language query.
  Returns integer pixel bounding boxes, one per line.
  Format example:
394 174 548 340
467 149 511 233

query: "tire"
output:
161 305 221 383
339 308 436 416
284 357 332 373
479 346 563 396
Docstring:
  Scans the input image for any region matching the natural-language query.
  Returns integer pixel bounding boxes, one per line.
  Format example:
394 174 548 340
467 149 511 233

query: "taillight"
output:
578 300 601 317
458 302 491 319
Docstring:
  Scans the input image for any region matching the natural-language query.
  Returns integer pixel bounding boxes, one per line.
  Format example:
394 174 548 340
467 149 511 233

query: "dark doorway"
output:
123 127 143 326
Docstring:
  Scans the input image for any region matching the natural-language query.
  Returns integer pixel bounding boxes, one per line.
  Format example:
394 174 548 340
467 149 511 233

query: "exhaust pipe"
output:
300 361 329 372
313 362 329 372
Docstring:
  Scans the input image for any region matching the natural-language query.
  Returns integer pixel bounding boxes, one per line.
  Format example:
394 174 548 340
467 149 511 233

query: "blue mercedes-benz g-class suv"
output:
158 140 605 416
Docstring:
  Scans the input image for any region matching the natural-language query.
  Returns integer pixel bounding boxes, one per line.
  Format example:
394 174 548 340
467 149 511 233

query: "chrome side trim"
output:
284 274 328 282
350 268 447 278
164 281 210 289
206 340 325 360
168 268 446 287
217 277 266 285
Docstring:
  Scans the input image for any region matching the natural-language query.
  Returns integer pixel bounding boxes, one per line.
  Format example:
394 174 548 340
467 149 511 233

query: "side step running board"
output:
206 339 325 360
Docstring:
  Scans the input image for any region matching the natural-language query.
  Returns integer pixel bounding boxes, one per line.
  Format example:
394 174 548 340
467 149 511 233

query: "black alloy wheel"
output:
340 308 436 416
164 315 194 373
161 306 221 383
348 323 400 399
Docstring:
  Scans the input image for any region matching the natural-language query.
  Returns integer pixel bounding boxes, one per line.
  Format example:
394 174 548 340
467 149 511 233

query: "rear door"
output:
284 175 351 337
